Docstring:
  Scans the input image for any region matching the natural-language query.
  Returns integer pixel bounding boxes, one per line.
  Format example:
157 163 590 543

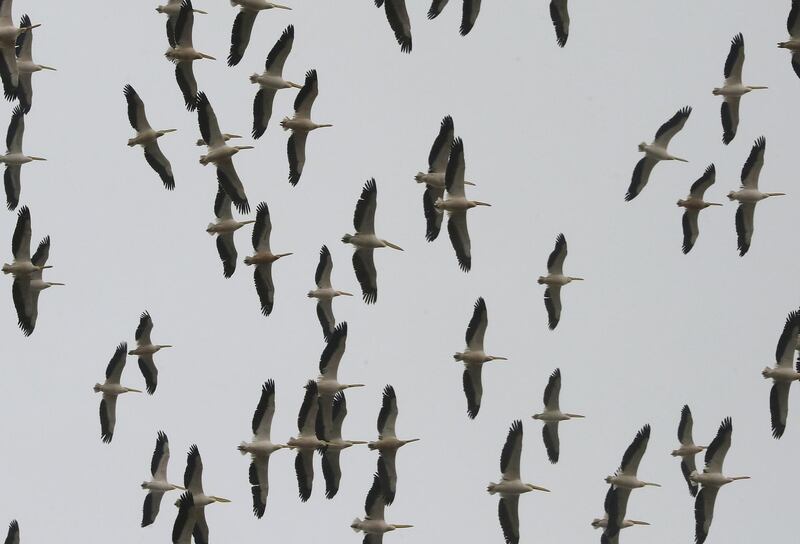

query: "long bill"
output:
642 482 661 487
39 65 56 71
391 524 413 529
629 520 650 526
528 484 551 492
211 496 231 503
29 156 46 161
382 240 404 251
565 413 586 418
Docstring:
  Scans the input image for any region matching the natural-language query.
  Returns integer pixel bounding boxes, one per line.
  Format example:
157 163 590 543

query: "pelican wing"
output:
254 263 274 316
295 449 314 502
689 164 716 199
217 159 250 214
316 299 335 341
315 245 333 288
460 0 481 35
377 384 398 438
3 521 17 544
11 205 31 260
151 431 170 479
174 0 195 48
6 105 23 153
770 382 790 439
734 202 755 257
319 321 347 380
252 379 276 439
721 97 740 145
603 485 630 540
544 286 562 330
550 0 569 47
252 88 276 139
252 201 272 252
166 14 178 48
498 495 520 544
265 24 294 75
105 342 128 384
681 209 700 254
123 84 151 132
287 131 307 186
542 422 560 464
353 178 377 234
653 106 691 148
99 394 117 443
500 420 523 479
142 491 164 527
249 457 269 518
363 535 383 544
619 424 650 476
184 444 205 495
694 487 719 544
677 405 695 446
724 33 744 84
297 380 319 436
144 142 176 190
445 137 466 198
364 472 386 520
138 355 157 395
625 156 657 202
135 311 154 345
428 115 454 173
680 455 699 497
427 0 449 19
775 309 800 367
294 69 318 118
31 233 48 267
15 15 32 60
543 368 561 411
216 233 237 278
228 9 258 67
321 448 342 499
423 186 444 242
214 184 232 220
171 492 196 544
378 0 412 53
330 391 347 439
196 92 224 147
175 62 198 111
377 450 397 505
465 296 487 351
790 0 800 38
792 52 800 80
448 211 471 272
0 45 18 100
547 233 567 274
704 417 732 474
11 274 35 336
4 165 20 210
353 249 377 304
16 71 30 113
740 136 765 189
192 508 209 544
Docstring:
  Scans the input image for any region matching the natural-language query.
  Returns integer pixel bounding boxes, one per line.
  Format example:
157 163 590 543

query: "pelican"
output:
729 137 785 256
227 1 291 66
779 0 800 80
171 491 196 544
488 420 550 544
197 92 252 213
538 233 583 330
625 106 691 201
281 69 332 185
351 471 413 540
3 521 17 544
316 392 367 499
141 431 184 528
0 0 39 102
597 486 650 543
244 201 292 316
156 0 207 48
375 0 411 53
207 184 254 278
532 368 584 464
605 424 660 489
3 206 49 276
93 342 142 443
550 0 569 47
123 85 175 190
677 165 721 254
315 322 364 399
671 405 706 497
342 178 403 304
368 385 419 505
713 34 767 145
434 138 490 272
14 15 54 113
308 245 353 340
288 380 327 502
195 133 240 146
11 235 63 336
177 444 231 543
238 380 287 518
762 309 800 439
128 311 172 395
2 106 45 210
454 297 508 419
692 418 749 544
166 0 215 111
427 0 481 36
250 25 300 139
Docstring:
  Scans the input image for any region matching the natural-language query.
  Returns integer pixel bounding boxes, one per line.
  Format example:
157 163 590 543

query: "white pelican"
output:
3 521 17 544
238 380 287 518
129 311 172 395
779 0 800 80
728 137 785 256
288 380 327 502
605 424 659 489
351 472 413 540
315 322 364 399
434 138 490 272
11 235 62 336
197 92 252 213
124 84 176 191
677 165 721 254
308 245 353 340
368 385 419 505
549 0 569 47
427 0 481 36
625 106 691 201
417 115 458 242
14 15 54 113
3 206 50 276
597 486 650 543
141 431 184 528
177 445 231 543
93 342 142 443
316 391 366 499
692 418 749 544
538 233 583 330
454 297 508 419
156 0 207 48
244 201 292 316
487 420 550 544
250 25 300 139
532 368 584 464
671 405 706 497
714 34 767 145
227 0 291 67
166 0 215 111
281 69 332 186
2 106 45 210
342 179 403 304
171 491 196 544
207 184 254 278
762 309 800 439
0 0 38 102
375 0 412 53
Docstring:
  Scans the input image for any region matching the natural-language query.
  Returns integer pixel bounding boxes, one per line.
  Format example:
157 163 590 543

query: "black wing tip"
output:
509 419 523 434
731 32 744 46
382 384 395 399
678 105 693 117
123 83 136 97
188 443 200 457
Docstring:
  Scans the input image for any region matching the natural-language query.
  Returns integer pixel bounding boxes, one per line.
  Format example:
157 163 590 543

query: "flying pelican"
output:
597 486 650 544
605 424 660 489
308 245 353 340
549 0 569 47
166 0 215 111
238 380 287 518
315 322 364 400
368 385 419 505
454 297 508 419
156 0 207 48
14 15 54 113
207 184 254 278
316 391 367 499
11 235 63 336
487 420 550 544
93 342 141 443
671 405 706 497
625 106 691 201
351 471 413 541
677 165 721 254
434 138 490 272
250 25 301 139
375 0 412 53
128 311 172 395
762 309 800 439
2 106 45 210
3 521 17 544
124 85 176 191
728 137 785 256
713 34 767 145
3 206 50 276
427 0 481 36
288 380 327 502
142 431 184 528
244 201 292 316
538 233 583 330
171 491 196 544
532 368 584 464
779 0 800 80
0 1 38 102
692 418 749 544
280 69 332 185
227 1 291 67
197 92 252 213
342 178 403 304
177 445 231 543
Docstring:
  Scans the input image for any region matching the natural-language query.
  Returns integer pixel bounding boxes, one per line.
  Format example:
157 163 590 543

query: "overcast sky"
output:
1 1 799 543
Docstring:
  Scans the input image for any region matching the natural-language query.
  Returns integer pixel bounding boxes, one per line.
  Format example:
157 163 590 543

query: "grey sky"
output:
1 1 799 543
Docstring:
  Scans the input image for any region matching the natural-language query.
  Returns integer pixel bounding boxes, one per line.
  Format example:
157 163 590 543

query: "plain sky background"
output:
1 1 799 543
